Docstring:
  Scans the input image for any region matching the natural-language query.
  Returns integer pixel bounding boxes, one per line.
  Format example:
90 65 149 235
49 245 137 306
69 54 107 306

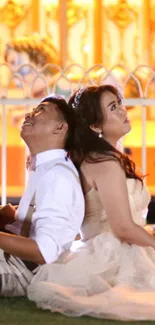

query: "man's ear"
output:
54 122 68 134
89 124 102 135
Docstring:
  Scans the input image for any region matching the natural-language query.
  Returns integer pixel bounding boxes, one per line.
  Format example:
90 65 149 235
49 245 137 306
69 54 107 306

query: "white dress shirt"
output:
6 149 84 264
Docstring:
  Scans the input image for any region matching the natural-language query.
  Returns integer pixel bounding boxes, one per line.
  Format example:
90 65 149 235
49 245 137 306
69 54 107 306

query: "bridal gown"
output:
28 179 155 321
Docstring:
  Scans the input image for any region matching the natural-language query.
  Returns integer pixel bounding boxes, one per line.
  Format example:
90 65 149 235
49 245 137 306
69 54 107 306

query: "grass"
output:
0 297 154 325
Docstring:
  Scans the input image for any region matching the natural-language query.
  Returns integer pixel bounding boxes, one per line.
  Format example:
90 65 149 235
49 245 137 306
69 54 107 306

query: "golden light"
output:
104 0 117 5
45 0 58 5
104 0 141 6
45 0 58 11
45 0 93 10
83 44 90 53
127 0 141 7
73 0 93 8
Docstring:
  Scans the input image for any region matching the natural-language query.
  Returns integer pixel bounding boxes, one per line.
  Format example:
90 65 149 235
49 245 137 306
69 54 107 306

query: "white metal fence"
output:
0 63 155 204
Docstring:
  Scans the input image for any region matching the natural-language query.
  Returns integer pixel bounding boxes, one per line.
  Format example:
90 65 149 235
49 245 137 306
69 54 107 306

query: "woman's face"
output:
100 90 131 145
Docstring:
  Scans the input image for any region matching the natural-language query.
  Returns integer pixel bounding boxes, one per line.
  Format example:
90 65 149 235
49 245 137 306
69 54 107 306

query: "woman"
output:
28 85 155 321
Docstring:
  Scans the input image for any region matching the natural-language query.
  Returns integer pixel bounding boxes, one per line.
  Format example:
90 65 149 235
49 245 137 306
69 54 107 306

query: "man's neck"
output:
28 143 65 156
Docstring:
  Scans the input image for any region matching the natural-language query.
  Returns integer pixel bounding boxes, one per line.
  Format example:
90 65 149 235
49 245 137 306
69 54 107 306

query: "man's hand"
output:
0 232 45 265
0 204 16 228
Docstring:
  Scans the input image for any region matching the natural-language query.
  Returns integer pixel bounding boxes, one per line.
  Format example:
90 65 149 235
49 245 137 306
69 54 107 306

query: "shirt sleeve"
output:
32 166 84 264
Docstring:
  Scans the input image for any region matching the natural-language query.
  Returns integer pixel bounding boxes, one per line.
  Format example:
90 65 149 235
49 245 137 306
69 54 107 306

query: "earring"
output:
98 132 103 138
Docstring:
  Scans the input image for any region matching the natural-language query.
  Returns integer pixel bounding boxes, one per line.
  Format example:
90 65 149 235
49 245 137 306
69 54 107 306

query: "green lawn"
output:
0 297 154 325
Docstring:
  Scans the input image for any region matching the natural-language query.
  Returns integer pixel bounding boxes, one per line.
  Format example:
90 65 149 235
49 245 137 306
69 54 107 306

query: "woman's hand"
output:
144 224 155 237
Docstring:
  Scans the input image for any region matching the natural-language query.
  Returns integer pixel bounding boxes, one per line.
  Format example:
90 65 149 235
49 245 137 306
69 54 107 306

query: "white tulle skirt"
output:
28 233 155 320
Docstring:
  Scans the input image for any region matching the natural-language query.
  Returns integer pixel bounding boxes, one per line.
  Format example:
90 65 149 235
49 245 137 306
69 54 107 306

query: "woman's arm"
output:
91 160 155 249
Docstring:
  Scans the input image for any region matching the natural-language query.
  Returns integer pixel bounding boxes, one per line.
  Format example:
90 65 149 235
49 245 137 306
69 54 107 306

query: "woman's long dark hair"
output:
68 84 143 182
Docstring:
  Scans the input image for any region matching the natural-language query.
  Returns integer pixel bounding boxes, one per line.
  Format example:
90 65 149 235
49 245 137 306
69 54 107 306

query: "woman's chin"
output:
124 122 131 135
127 124 132 133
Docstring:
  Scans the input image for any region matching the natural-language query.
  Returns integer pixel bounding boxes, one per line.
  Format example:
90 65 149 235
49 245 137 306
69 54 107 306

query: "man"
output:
0 94 84 296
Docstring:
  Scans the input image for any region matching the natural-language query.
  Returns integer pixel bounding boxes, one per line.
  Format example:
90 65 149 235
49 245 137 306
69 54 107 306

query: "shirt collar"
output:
35 149 67 168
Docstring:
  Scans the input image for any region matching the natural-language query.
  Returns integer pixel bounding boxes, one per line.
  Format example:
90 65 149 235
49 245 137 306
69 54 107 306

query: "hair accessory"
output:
72 88 85 109
98 132 103 138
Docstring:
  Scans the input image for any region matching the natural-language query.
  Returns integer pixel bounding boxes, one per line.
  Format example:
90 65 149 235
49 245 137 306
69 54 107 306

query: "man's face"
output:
21 101 64 143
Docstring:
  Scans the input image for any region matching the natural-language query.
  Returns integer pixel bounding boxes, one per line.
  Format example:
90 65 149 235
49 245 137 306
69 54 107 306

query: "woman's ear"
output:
89 124 102 135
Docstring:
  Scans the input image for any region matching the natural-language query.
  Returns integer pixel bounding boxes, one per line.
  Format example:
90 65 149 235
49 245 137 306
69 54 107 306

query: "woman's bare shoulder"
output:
81 158 122 175
80 162 95 191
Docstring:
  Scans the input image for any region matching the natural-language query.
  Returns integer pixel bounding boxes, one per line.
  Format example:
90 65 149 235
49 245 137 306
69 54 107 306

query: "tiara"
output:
72 88 85 109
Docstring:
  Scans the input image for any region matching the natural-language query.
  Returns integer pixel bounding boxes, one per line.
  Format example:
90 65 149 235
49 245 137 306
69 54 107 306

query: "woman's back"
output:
80 175 150 241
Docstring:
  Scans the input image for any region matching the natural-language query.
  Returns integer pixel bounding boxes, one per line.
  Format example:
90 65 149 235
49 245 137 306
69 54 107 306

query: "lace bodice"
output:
80 179 150 241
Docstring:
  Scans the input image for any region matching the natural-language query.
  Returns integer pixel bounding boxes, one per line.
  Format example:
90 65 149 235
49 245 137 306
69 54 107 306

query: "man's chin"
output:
20 129 30 142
